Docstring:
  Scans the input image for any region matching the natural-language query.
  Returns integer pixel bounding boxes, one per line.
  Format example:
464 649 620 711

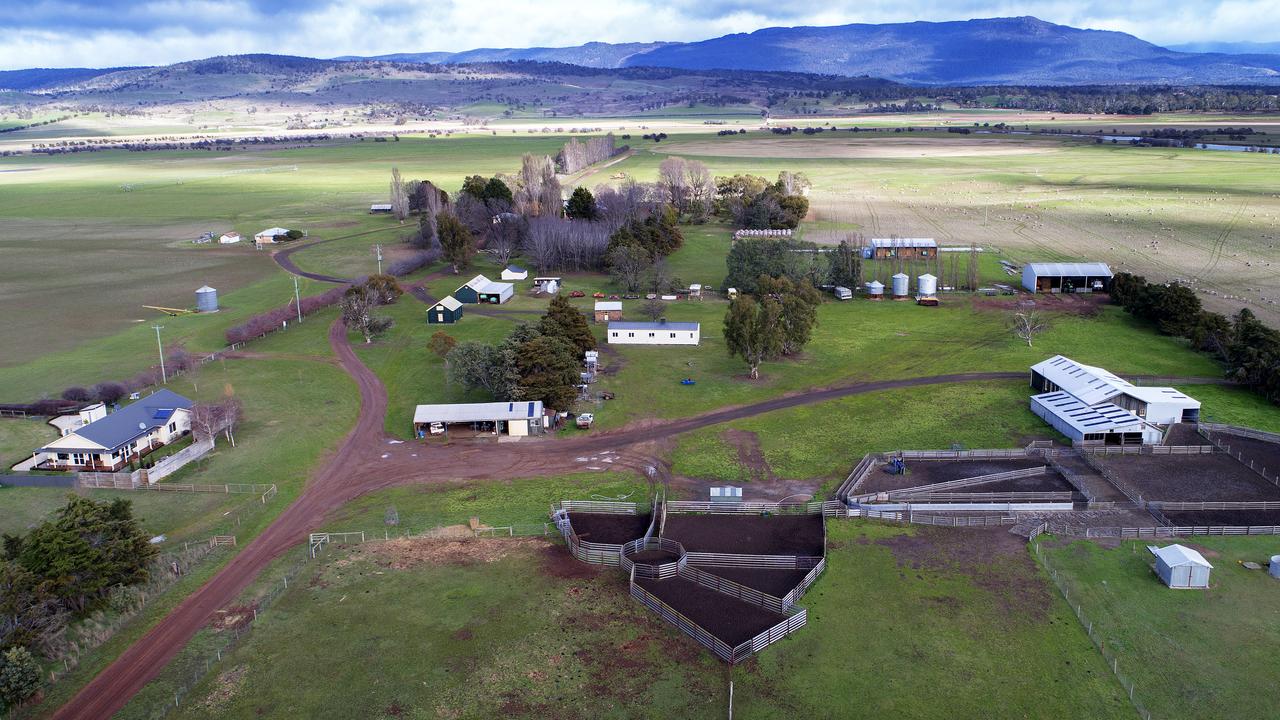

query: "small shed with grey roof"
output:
427 296 463 325
413 400 545 437
1022 262 1113 294
1148 544 1212 589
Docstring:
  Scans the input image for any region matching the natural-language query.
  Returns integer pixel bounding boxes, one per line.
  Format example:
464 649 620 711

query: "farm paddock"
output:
857 458 1070 495
556 504 824 663
1097 453 1280 502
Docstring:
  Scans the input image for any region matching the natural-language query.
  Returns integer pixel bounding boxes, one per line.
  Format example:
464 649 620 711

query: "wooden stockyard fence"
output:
555 498 825 664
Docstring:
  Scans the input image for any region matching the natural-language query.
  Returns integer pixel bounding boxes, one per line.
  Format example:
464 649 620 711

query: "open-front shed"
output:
413 401 545 438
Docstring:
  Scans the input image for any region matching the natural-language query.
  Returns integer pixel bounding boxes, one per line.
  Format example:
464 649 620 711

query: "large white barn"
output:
607 320 700 346
1029 355 1200 445
1022 262 1113 294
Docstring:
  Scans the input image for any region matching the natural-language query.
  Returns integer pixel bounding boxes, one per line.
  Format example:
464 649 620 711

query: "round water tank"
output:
195 285 219 313
1270 555 1280 579
891 273 909 297
917 274 937 297
865 280 884 295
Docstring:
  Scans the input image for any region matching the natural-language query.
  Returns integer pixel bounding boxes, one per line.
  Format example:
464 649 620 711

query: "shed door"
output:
436 311 445 322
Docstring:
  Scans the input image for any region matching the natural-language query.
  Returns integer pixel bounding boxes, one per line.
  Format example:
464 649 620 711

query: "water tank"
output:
1271 555 1280 579
865 280 884 297
891 273 909 298
195 285 219 313
917 274 938 297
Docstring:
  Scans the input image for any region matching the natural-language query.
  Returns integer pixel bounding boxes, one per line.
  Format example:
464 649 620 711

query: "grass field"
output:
0 485 241 541
1039 536 1280 720
671 381 1059 484
0 416 56 469
142 519 1130 720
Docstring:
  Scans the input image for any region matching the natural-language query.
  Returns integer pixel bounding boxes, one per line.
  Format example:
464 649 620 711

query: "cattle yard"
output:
546 420 1280 671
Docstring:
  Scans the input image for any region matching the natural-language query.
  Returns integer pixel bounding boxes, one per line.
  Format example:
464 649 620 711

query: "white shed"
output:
1148 544 1212 589
219 232 241 244
607 320 700 346
501 265 528 281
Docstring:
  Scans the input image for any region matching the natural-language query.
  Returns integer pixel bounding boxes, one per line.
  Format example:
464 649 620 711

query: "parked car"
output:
609 294 620 300
428 422 445 435
592 292 606 299
622 294 640 300
569 290 585 298
576 413 595 428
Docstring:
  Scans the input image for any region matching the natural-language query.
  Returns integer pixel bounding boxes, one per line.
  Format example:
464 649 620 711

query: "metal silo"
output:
917 274 938 297
865 280 884 299
891 273 909 299
195 286 219 313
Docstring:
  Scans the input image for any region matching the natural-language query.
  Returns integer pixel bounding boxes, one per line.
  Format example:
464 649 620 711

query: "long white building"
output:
606 320 700 346
1028 355 1200 445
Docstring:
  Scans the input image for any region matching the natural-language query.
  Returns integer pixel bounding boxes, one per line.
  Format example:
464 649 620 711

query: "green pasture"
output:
1038 536 1280 720
733 521 1131 719
671 381 1061 484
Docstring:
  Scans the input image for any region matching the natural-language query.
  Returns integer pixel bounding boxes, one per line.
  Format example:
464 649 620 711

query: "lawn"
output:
672 381 1061 484
1038 536 1280 720
0 416 57 469
323 471 650 537
732 521 1131 719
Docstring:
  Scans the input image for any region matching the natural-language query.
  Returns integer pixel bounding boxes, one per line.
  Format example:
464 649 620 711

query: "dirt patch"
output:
566 512 651 544
197 666 247 712
1102 453 1280 502
357 537 545 570
722 429 778 483
875 526 1052 621
700 567 811 597
1211 432 1280 473
662 514 825 556
209 605 255 632
1163 509 1280 526
1164 424 1212 446
451 628 473 641
972 293 1105 318
539 544 602 579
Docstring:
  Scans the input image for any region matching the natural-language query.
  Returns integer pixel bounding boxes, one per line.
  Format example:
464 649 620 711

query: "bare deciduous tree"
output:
1010 306 1049 347
658 156 689 211
389 167 408 221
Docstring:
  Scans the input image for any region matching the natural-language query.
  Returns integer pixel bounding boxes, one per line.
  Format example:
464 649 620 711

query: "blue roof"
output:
70 389 192 450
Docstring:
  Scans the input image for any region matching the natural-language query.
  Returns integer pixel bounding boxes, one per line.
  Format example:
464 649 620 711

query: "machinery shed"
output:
1022 262 1113 294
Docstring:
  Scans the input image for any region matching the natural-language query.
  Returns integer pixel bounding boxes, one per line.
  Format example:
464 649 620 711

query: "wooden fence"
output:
1052 524 1280 538
551 500 637 514
1199 422 1280 444
1078 444 1217 456
629 571 736 663
679 562 790 614
886 491 1075 504
836 454 881 500
1148 500 1280 511
897 447 1040 460
663 500 826 515
887 466 1050 499
1078 451 1148 507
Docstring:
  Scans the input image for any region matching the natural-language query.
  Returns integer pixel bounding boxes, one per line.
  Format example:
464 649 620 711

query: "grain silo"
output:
195 286 219 313
865 280 884 300
891 273 909 300
917 274 939 306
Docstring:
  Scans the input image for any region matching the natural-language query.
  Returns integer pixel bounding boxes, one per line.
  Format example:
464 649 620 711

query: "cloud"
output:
0 0 1275 70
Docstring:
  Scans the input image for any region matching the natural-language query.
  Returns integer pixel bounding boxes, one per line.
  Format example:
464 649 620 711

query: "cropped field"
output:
1039 536 1280 720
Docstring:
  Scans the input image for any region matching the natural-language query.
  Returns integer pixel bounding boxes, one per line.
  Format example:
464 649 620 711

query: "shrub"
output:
225 286 347 345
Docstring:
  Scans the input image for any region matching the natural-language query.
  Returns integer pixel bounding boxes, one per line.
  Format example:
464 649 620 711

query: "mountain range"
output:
340 17 1280 86
2 17 1279 94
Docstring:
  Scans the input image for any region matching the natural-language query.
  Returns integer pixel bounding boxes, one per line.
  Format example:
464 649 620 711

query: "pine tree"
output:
539 294 596 354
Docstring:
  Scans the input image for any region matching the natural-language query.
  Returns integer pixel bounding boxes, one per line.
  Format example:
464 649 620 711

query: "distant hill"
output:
617 17 1280 85
342 41 676 68
337 16 1280 86
0 66 143 91
1169 41 1280 55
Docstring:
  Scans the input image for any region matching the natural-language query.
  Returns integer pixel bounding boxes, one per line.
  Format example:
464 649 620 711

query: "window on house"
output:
648 333 655 338
628 333 634 338
168 422 176 432
670 333 676 338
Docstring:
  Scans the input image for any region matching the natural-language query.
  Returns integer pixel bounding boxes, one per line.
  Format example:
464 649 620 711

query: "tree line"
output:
1111 273 1280 404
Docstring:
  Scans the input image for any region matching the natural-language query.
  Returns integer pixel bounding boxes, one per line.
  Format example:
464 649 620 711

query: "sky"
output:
2 0 1277 71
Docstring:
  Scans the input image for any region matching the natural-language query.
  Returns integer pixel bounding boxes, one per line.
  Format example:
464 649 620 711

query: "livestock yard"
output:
3 115 1280 720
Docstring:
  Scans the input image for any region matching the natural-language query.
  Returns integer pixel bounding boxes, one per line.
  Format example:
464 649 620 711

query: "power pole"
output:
293 276 302 322
153 325 167 384
374 244 383 275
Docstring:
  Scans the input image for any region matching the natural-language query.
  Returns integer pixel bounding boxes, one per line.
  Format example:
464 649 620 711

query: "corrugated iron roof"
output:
413 401 544 424
1032 391 1149 434
608 321 700 332
1025 262 1113 277
1148 544 1212 568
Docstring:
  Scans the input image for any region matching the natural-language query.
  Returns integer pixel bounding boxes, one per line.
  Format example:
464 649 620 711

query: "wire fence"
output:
1032 541 1153 720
